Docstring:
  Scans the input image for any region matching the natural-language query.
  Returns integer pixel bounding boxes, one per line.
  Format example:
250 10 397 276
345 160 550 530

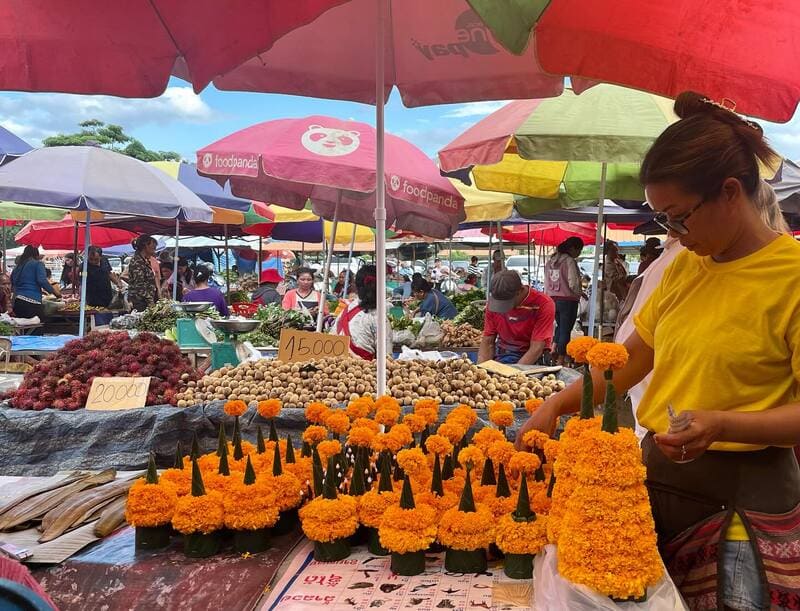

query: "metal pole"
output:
448 237 454 295
300 242 305 266
587 162 607 338
78 217 91 337
317 202 340 332
172 218 180 301
599 220 609 336
486 226 494 294
257 235 263 281
527 224 531 285
224 224 230 297
72 221 79 297
2 220 5 274
342 222 357 298
375 0 388 396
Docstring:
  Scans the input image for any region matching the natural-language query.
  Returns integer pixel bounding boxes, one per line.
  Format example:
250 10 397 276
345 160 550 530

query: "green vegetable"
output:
453 302 485 330
226 290 250 305
240 303 312 346
452 289 485 312
0 321 14 336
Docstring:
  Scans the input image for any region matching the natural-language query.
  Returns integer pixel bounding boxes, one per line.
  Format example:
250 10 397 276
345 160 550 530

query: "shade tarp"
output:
16 217 137 249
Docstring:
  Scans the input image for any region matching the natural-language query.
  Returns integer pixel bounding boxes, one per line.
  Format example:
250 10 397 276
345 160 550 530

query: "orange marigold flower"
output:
378 504 437 553
524 397 544 415
317 440 342 465
532 488 552 515
495 513 548 555
543 439 560 463
508 452 541 475
352 417 380 434
414 398 440 413
324 409 351 435
484 494 517 519
305 402 330 425
472 427 506 453
358 490 398 527
566 336 599 364
224 400 247 417
257 399 281 419
402 413 426 433
585 342 629 371
425 434 453 457
522 429 551 450
396 448 429 477
259 472 302 512
346 398 371 421
446 413 473 432
487 400 514 414
159 468 191 497
223 481 279 530
389 423 413 448
125 481 177 527
436 422 466 445
489 410 514 428
457 446 484 470
437 504 495 550
371 432 403 454
375 408 400 426
487 440 516 466
172 491 224 534
448 405 477 427
415 406 439 426
299 495 359 542
347 426 376 448
374 395 401 413
302 425 328 445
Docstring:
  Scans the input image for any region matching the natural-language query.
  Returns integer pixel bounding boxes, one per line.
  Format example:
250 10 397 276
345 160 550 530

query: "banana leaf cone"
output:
580 363 594 419
601 369 618 433
272 443 299 536
182 459 220 557
496 464 511 498
173 442 184 470
256 426 266 453
452 449 462 470
312 456 324 497
285 435 296 464
547 471 556 498
367 458 393 556
301 440 312 458
378 454 394 492
347 458 370 545
504 475 536 579
217 443 230 476
268 418 279 442
444 469 487 573
393 461 405 482
390 476 426 576
442 454 455 480
480 457 496 486
313 458 352 562
431 454 444 496
216 421 227 457
135 453 172 550
233 457 271 554
419 425 430 453
232 416 244 460
190 432 200 460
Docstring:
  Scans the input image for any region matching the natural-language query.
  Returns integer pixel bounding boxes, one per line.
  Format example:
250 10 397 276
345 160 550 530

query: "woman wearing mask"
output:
127 235 158 312
282 267 327 318
544 236 584 364
10 246 55 319
517 91 800 610
410 277 457 319
331 265 390 360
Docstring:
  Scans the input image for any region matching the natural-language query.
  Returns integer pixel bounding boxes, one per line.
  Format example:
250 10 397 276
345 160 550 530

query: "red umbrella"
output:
16 218 137 250
0 0 348 96
469 0 800 122
483 222 597 246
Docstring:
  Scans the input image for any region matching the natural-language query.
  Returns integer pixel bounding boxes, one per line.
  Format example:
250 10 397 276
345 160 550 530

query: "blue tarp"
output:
10 335 77 352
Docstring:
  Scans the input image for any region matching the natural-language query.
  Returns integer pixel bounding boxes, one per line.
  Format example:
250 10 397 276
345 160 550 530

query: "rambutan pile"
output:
8 331 199 411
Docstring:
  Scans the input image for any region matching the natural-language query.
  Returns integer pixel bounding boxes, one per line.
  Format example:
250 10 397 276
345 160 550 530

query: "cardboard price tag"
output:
85 377 151 411
278 329 349 363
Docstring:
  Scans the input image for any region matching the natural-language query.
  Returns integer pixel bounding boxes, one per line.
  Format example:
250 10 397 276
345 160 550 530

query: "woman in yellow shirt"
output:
517 92 800 611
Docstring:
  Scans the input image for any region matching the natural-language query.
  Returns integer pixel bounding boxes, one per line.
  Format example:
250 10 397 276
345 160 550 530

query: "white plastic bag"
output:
413 313 443 348
392 329 416 346
396 345 459 362
533 545 688 611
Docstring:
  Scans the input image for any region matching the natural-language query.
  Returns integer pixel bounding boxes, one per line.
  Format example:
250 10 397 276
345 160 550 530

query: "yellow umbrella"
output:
449 176 514 223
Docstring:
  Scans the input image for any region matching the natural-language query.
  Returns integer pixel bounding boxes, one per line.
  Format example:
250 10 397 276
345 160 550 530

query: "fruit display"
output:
59 301 113 313
239 304 312 347
176 356 565 409
6 331 200 410
440 321 483 347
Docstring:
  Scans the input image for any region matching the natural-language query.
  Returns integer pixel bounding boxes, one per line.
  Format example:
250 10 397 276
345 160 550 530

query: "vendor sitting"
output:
478 270 555 365
410 277 457 319
252 268 284 306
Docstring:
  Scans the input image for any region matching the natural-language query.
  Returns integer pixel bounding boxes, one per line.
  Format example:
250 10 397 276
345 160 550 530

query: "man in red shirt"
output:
478 270 555 365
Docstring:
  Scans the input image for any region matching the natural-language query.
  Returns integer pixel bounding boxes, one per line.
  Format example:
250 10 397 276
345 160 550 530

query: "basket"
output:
231 302 259 318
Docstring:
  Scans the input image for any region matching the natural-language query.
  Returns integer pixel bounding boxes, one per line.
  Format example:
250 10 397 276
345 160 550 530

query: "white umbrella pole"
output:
78 217 91 338
448 237 454 295
527 224 531 284
486 227 494 292
258 236 263 280
317 202 340 332
224 224 230 297
587 162 608 338
342 223 357 298
375 0 388 396
172 218 180 301
300 242 305 266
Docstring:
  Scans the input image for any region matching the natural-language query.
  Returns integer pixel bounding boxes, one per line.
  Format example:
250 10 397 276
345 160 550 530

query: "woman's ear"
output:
721 176 745 205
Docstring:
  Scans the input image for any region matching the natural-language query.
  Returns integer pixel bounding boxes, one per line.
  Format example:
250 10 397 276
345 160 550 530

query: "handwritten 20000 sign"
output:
278 329 349 364
85 377 151 411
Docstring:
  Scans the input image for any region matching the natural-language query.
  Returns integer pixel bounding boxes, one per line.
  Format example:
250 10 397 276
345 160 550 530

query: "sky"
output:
1 77 800 162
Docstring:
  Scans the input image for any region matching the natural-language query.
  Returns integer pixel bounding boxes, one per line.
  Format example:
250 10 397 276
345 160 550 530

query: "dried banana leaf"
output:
0 472 87 519
93 495 128 537
36 469 117 533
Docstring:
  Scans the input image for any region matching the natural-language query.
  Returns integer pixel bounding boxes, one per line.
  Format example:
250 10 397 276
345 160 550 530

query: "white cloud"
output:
441 100 510 119
0 86 216 147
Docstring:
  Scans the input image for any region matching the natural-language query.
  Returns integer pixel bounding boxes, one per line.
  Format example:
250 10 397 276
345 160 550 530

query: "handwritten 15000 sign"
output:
85 377 151 411
278 329 349 364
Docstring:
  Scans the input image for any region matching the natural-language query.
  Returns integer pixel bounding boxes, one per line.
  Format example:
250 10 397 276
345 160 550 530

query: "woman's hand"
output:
653 410 724 462
515 400 559 450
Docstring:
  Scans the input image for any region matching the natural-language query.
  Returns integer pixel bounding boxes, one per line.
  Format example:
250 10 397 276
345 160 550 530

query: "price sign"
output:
278 329 349 363
85 377 151 411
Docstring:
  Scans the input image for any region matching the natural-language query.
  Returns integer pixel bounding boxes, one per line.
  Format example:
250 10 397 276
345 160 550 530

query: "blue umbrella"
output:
0 125 32 165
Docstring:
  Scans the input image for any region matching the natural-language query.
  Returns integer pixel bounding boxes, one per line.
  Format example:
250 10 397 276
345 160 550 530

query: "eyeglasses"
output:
653 198 706 235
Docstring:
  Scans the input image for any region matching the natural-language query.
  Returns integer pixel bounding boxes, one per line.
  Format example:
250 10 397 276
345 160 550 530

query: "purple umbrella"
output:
0 125 32 165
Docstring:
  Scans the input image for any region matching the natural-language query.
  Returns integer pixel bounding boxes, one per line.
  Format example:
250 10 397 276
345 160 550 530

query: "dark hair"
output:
45 268 52 278
296 267 315 280
557 236 584 254
18 245 40 266
640 91 779 199
411 272 423 282
411 277 431 294
471 256 478 263
132 235 156 254
88 245 102 257
194 267 212 284
355 265 377 311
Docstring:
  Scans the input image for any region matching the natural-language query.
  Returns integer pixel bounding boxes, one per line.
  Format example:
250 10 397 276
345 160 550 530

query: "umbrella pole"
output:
224 224 230 297
72 221 79 297
342 223 357 298
172 219 180 302
300 242 305 266
599 220 609 336
587 162 607 338
375 0 388 396
258 236 263 280
497 221 505 260
2 220 5 274
486 227 494 293
317 200 340 332
78 217 91 338
448 237 454 295
527 224 531 284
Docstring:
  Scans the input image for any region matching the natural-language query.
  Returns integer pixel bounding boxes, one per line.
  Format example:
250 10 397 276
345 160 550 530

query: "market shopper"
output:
478 270 555 365
467 255 481 280
544 237 584 364
85 246 119 308
331 265 390 360
183 267 228 316
410 277 457 319
127 235 158 312
10 246 56 319
517 91 800 610
603 240 629 301
282 267 327 318
252 268 284 306
0 273 13 315
482 249 506 293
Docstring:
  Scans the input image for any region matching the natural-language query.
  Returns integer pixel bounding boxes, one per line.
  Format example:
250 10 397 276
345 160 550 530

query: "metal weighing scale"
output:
209 319 261 369
173 302 215 348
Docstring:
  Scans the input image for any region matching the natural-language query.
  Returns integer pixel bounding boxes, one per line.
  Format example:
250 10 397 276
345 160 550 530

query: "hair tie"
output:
364 275 376 283
700 96 760 131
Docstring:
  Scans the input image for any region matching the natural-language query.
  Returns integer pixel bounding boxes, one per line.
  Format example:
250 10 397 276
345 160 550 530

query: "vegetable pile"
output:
440 321 483 347
240 304 312 346
451 289 485 311
176 356 564 409
137 300 180 333
453 302 485 330
7 331 200 411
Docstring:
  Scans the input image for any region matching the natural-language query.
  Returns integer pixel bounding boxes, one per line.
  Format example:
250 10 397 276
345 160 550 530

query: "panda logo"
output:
201 153 213 169
390 175 401 191
301 125 361 157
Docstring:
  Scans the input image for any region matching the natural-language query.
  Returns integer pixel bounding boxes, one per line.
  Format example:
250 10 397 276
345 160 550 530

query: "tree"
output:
43 120 181 161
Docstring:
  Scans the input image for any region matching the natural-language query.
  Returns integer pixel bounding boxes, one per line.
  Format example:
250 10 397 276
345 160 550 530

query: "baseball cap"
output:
488 270 523 313
260 268 284 284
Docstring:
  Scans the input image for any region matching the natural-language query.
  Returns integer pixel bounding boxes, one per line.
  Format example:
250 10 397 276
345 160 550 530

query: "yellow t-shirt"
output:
634 234 800 540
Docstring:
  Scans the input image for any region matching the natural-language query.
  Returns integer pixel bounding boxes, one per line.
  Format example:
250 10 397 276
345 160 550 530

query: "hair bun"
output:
673 91 715 119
